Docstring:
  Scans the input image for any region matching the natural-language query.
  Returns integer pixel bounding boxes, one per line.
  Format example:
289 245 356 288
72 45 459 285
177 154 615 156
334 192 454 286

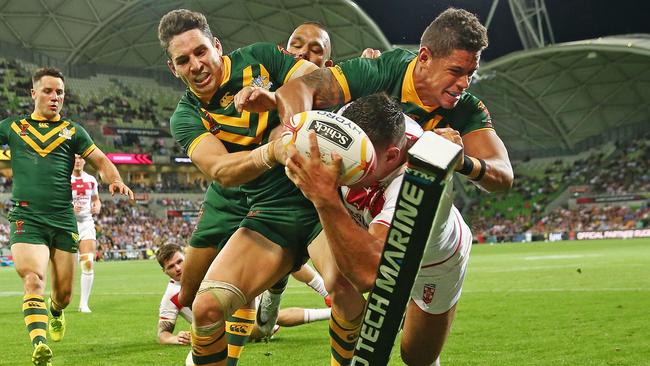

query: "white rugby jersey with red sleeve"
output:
339 116 468 266
159 279 192 324
71 171 99 222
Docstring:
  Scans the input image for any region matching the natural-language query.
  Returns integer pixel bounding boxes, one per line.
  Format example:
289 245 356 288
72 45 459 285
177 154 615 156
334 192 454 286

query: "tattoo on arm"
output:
301 69 344 108
158 320 175 336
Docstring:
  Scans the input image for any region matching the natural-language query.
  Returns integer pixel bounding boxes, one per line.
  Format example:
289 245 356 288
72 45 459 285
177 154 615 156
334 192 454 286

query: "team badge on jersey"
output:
58 127 73 140
422 283 436 305
15 220 25 234
19 123 29 136
252 75 273 91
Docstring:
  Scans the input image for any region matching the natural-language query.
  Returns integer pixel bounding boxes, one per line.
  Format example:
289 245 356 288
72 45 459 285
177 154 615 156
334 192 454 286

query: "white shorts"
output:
77 220 97 241
410 213 472 315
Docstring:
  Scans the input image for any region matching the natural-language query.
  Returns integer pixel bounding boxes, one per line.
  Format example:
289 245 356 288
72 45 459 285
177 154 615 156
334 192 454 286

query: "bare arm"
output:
188 134 278 187
85 148 134 200
275 67 345 123
90 194 101 215
462 129 513 192
157 320 190 345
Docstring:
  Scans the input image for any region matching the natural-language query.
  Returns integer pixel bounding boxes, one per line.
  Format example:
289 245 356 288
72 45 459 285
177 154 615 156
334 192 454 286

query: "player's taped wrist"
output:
471 158 487 181
252 141 276 170
458 154 474 175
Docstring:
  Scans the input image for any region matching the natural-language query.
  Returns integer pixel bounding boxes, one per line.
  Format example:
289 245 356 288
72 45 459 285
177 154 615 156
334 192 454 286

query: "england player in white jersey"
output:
155 244 331 347
71 154 101 313
285 93 473 366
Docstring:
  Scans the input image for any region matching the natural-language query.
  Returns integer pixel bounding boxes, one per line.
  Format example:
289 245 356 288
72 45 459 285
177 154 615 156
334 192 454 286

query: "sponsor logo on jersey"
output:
229 324 248 334
58 127 73 140
308 119 352 150
422 283 436 305
15 220 25 234
38 122 49 128
219 92 234 108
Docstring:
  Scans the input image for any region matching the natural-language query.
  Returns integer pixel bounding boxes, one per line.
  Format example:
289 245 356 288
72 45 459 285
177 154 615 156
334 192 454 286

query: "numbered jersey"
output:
71 171 98 221
159 279 192 325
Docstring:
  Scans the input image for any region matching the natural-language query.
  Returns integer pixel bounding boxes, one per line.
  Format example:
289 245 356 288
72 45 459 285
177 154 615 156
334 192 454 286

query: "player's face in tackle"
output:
73 154 85 173
31 75 64 120
167 28 224 102
287 24 332 68
162 251 185 282
417 48 480 109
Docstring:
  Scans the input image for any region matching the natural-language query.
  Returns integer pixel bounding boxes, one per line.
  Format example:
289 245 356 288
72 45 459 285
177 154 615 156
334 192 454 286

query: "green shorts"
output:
9 218 80 253
190 180 322 267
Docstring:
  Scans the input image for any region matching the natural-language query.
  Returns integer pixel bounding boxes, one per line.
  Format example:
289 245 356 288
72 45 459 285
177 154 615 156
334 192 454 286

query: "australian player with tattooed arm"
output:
1 67 133 366
267 8 513 365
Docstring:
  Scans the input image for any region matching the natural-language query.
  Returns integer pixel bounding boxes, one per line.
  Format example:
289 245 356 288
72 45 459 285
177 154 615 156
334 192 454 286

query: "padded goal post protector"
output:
351 131 462 366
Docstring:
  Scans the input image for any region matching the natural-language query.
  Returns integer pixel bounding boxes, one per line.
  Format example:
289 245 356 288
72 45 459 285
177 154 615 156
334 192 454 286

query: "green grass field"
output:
1 238 649 365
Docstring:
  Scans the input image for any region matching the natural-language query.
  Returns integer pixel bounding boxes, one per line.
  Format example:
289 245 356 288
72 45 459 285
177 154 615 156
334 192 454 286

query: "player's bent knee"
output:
194 280 247 322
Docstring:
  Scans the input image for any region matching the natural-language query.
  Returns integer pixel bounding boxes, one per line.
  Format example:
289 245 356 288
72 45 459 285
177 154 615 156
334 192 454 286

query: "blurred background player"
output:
155 244 330 347
285 93 473 365
71 154 101 313
1 67 134 366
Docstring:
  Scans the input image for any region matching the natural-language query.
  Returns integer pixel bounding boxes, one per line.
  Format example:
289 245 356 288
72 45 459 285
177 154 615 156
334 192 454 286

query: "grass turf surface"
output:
1 238 649 365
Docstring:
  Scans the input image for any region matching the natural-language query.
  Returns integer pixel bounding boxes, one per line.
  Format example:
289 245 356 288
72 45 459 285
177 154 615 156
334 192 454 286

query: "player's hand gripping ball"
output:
282 110 376 185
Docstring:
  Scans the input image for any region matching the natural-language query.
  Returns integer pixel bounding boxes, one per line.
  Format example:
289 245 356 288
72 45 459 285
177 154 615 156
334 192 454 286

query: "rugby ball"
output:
281 110 376 186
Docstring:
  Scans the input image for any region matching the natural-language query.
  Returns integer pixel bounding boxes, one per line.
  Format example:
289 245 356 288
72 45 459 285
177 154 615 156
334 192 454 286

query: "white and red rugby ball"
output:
282 110 376 186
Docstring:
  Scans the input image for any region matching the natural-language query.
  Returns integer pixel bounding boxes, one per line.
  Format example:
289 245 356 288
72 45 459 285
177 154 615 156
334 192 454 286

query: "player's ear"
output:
167 60 179 78
418 47 431 63
385 145 402 165
324 59 334 67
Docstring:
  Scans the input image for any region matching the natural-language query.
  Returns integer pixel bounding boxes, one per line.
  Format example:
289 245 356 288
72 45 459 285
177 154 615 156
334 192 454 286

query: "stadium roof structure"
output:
0 0 390 70
469 34 650 157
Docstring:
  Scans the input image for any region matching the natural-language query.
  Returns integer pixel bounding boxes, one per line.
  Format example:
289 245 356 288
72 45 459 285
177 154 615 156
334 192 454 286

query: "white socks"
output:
79 254 94 310
303 308 332 323
307 273 329 298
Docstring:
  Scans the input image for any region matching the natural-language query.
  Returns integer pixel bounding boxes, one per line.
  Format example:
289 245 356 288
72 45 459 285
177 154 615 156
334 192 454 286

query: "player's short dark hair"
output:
158 9 213 52
156 243 183 268
32 67 64 85
341 93 405 150
300 21 329 34
420 7 488 58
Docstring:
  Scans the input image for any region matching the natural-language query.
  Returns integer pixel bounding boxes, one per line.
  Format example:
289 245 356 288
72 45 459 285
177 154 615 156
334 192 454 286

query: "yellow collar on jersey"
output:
30 112 61 122
401 58 438 113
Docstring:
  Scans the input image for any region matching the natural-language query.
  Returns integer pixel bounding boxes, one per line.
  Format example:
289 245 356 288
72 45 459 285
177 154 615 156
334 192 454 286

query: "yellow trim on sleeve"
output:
81 144 96 158
329 65 351 103
283 59 309 84
187 132 212 158
462 127 495 137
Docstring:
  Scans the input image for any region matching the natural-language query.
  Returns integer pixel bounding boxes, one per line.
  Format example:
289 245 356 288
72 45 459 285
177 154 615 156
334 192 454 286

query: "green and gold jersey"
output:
0 113 96 221
171 42 310 198
329 48 494 135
